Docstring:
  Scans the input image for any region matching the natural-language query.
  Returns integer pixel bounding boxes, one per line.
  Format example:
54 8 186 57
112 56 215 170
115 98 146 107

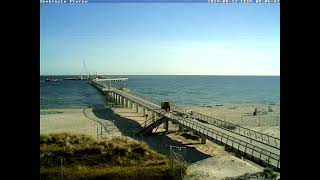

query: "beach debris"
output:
268 105 273 112
216 104 223 107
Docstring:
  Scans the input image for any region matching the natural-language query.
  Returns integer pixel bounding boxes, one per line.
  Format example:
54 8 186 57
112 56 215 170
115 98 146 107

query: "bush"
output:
40 133 184 179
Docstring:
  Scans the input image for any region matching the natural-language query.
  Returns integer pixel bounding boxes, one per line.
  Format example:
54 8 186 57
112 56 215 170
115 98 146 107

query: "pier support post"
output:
129 100 133 109
152 112 157 121
105 92 109 102
121 96 124 106
178 124 184 132
115 94 118 104
125 99 129 108
108 92 112 102
135 104 139 113
163 119 169 131
113 92 116 103
200 137 207 144
122 96 125 106
142 107 146 116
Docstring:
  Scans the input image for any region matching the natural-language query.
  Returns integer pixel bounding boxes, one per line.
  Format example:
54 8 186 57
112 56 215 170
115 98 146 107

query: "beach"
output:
40 101 280 179
40 108 100 138
187 103 280 138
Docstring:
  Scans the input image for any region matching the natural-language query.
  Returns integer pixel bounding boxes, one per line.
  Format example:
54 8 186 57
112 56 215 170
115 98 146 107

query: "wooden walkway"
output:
90 80 280 171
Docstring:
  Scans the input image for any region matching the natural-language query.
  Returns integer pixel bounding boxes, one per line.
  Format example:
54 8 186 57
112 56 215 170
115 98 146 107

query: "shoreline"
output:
40 102 280 137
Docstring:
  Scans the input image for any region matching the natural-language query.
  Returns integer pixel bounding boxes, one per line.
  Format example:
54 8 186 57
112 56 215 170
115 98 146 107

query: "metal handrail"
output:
172 115 280 168
96 82 280 148
111 85 280 151
92 81 280 169
171 103 280 148
141 114 161 127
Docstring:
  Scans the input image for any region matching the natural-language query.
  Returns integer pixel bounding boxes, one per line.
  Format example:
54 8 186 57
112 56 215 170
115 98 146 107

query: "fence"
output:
241 115 280 126
171 103 280 149
170 145 187 180
171 115 280 170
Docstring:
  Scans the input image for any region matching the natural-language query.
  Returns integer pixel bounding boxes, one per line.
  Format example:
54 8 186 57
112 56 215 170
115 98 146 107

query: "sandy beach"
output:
40 102 280 179
187 103 280 138
40 108 100 138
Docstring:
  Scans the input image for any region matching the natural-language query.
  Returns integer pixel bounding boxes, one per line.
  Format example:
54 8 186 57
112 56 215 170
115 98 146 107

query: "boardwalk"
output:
90 80 280 171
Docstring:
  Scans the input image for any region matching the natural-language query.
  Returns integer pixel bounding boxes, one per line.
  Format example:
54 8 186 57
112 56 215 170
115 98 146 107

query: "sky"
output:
40 3 280 76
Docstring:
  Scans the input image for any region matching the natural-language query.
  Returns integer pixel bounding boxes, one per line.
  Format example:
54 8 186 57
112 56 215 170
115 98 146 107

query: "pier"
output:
94 78 128 82
89 79 280 171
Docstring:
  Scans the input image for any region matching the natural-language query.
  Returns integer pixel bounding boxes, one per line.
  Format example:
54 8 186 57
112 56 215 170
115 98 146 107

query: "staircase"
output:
136 116 167 136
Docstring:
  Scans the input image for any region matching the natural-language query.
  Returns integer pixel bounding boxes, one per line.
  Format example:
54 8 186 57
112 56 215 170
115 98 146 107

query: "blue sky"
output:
40 3 280 75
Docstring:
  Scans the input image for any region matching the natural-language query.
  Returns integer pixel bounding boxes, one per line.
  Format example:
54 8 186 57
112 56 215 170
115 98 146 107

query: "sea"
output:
40 75 280 110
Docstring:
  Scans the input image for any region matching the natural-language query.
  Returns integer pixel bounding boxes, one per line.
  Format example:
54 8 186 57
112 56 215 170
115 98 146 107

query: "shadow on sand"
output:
91 104 211 163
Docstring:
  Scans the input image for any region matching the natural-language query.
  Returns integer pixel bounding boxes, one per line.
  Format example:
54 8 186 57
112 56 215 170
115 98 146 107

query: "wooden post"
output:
142 107 146 116
163 119 169 131
178 124 184 132
200 137 207 144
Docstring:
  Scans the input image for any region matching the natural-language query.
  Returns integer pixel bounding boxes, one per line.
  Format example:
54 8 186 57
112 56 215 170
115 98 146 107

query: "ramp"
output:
136 116 167 136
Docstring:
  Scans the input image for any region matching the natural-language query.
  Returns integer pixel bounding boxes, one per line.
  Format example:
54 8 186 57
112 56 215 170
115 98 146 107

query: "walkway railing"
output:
91 80 280 170
97 81 279 149
171 115 280 169
171 104 280 149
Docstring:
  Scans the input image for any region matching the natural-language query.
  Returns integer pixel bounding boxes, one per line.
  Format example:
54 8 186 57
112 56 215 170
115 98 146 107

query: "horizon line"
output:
40 74 280 76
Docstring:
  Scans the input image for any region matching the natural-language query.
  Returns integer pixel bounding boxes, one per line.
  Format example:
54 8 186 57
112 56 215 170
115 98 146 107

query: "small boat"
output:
45 78 59 82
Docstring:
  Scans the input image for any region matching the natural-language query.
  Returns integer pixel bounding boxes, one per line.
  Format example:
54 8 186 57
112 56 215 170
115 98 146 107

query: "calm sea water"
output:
40 75 280 109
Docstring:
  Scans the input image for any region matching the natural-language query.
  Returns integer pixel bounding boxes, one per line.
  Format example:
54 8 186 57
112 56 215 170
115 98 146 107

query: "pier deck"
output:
90 80 280 171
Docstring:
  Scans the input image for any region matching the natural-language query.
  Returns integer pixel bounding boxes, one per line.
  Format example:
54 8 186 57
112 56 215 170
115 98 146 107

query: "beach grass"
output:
40 133 186 179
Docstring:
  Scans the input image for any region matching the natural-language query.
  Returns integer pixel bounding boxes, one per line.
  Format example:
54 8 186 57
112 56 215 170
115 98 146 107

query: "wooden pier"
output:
90 79 280 171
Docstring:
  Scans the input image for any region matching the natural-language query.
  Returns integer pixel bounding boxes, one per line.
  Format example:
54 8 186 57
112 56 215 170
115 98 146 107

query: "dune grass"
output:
40 133 186 179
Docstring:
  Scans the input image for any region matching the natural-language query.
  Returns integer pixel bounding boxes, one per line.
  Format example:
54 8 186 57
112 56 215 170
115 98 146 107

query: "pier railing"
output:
171 104 280 149
141 114 161 127
171 115 280 170
91 80 280 170
109 83 280 149
112 87 280 167
101 81 280 149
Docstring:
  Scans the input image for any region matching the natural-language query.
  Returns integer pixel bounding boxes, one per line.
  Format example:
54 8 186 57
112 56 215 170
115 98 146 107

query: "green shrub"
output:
40 133 184 179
